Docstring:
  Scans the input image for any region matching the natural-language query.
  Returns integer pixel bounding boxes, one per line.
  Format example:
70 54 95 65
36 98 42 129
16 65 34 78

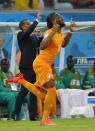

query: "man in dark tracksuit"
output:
12 12 43 121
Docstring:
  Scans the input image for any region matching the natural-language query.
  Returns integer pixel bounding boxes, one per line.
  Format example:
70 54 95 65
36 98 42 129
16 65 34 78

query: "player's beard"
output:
59 23 65 28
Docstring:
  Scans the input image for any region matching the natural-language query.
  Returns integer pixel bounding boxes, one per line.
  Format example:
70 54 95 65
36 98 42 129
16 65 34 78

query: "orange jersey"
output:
33 28 64 87
37 28 64 65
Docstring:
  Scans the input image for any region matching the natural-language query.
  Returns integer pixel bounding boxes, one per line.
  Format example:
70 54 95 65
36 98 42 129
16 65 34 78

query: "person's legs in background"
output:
23 93 30 120
29 92 37 120
21 68 38 120
12 85 29 120
0 92 16 119
12 91 25 120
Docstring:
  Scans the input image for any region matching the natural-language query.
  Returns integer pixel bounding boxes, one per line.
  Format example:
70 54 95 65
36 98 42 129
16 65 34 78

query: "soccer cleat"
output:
40 119 55 126
6 74 23 83
46 119 55 125
40 121 48 126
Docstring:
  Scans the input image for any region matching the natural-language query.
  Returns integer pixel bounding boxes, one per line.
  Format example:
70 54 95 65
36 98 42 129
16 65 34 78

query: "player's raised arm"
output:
62 18 76 48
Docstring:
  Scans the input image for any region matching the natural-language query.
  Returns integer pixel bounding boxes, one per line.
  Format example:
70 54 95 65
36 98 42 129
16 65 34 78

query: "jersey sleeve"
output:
43 30 52 39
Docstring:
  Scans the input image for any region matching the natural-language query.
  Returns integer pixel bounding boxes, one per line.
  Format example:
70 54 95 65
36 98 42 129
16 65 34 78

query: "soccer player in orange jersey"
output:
6 12 76 126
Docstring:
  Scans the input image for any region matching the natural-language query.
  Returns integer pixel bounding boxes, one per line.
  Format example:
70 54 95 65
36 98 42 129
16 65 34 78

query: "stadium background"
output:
0 12 95 76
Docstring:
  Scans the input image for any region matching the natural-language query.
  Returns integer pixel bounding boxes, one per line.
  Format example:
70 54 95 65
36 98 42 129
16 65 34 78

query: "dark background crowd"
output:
0 0 95 10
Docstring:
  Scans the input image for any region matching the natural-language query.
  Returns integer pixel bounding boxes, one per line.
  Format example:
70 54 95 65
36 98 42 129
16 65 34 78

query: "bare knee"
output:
44 80 54 89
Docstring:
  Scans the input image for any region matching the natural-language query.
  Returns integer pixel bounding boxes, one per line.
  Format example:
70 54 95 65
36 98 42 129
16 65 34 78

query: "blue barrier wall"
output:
0 12 95 22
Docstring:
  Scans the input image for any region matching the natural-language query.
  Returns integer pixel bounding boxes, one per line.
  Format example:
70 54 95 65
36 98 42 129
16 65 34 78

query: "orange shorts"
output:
33 58 54 88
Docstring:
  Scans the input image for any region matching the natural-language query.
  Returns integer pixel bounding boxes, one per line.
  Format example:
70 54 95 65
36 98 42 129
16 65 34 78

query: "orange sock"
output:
37 97 42 118
37 91 46 118
42 87 56 122
18 79 41 98
51 96 56 117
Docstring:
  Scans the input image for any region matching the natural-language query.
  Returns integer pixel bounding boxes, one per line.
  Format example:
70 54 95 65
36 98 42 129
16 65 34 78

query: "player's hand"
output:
70 18 76 32
52 24 60 33
37 12 42 21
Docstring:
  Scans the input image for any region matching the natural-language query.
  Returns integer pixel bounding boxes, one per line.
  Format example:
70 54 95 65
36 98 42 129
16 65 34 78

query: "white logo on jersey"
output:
47 73 52 78
70 79 80 86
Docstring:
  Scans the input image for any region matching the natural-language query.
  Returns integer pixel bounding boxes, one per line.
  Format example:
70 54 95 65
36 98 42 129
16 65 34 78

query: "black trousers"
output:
13 68 37 119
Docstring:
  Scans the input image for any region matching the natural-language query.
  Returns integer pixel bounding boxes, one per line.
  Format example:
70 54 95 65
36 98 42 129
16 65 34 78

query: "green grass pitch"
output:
0 118 95 131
